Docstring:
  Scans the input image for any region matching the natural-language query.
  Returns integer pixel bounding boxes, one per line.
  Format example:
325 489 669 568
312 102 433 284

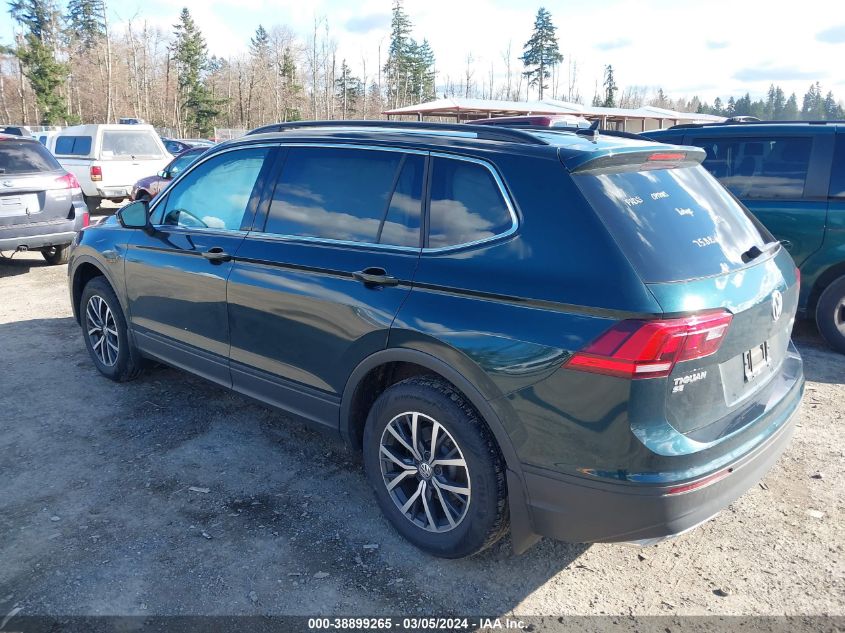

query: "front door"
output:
226 145 426 428
124 145 276 386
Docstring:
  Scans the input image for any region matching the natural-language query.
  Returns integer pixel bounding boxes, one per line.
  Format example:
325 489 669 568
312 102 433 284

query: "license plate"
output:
742 341 770 382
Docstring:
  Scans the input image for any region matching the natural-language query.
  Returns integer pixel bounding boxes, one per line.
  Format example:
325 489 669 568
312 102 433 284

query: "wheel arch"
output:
808 260 845 316
70 256 123 325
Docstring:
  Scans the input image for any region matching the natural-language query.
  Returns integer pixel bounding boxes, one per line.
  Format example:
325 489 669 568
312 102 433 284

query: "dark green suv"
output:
646 122 845 353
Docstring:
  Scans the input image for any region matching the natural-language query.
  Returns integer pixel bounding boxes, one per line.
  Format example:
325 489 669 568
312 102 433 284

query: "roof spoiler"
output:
564 146 707 173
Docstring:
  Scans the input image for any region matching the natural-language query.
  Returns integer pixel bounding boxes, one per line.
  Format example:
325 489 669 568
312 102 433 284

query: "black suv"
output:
69 121 803 558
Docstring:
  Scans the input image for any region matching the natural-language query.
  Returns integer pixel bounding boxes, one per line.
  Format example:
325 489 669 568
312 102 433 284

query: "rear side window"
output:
693 136 812 199
0 140 62 174
264 147 424 247
830 134 845 198
427 157 513 249
575 164 770 283
157 147 269 231
55 135 92 156
102 131 163 159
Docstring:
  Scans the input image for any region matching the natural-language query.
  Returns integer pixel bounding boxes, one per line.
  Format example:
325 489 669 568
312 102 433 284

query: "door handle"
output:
201 246 232 263
352 267 400 287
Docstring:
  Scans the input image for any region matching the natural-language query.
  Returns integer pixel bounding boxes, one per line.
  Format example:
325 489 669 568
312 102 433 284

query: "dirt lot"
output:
0 252 843 621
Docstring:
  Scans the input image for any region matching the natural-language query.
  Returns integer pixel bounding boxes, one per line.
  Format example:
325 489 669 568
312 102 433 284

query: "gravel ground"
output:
0 251 843 622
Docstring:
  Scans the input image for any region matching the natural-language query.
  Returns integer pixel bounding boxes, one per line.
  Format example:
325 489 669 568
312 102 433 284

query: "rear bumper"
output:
0 219 79 250
522 383 801 544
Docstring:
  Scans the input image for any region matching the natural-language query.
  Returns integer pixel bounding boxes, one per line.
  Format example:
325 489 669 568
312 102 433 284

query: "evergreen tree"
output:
712 96 723 115
410 38 436 103
602 65 617 107
9 0 70 124
172 7 219 135
384 0 412 107
725 96 736 116
65 0 105 50
801 82 824 119
335 59 362 119
250 24 270 60
520 7 562 100
783 93 799 119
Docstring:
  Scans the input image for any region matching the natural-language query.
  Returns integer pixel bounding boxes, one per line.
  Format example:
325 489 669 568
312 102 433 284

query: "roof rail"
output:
668 119 845 130
246 120 550 146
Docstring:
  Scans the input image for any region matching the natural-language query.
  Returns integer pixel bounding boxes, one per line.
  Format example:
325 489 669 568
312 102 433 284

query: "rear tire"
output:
80 276 143 381
84 195 101 214
362 377 508 558
41 244 69 265
816 276 845 355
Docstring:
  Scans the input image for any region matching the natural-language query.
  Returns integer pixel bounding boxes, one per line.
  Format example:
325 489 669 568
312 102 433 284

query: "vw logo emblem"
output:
418 462 433 479
771 289 783 322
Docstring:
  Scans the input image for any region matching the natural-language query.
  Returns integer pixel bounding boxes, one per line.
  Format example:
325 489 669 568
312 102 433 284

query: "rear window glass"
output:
101 131 163 159
575 164 770 283
0 140 61 174
55 135 92 156
830 134 845 198
694 136 812 199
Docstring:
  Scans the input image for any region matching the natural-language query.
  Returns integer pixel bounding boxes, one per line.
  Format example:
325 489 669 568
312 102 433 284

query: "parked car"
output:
472 114 591 129
160 137 214 155
2 125 33 137
119 117 146 125
52 124 171 213
37 130 59 149
69 121 803 558
131 146 208 201
0 133 88 264
644 121 845 354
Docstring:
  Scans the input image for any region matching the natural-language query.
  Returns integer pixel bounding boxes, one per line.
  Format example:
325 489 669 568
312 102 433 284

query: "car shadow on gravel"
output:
0 255 55 278
792 320 845 384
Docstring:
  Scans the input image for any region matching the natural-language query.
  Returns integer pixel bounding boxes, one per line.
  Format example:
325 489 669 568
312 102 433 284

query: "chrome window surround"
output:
148 141 520 253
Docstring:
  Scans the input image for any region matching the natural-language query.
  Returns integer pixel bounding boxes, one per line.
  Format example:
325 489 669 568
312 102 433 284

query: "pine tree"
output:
712 97 723 115
65 0 105 50
410 38 436 103
520 7 562 100
335 59 362 119
602 65 617 107
783 93 799 119
9 0 70 124
172 8 219 136
384 0 412 108
801 82 824 119
250 24 270 60
822 91 843 120
725 96 736 116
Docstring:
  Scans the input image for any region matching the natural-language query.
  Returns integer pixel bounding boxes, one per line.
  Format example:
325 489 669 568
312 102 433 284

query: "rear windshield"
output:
0 139 62 174
101 131 163 159
574 164 771 283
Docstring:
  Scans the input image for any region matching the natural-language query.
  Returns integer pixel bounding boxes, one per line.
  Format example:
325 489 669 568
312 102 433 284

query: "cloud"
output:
816 24 845 43
706 40 729 49
345 13 390 33
595 38 631 51
732 67 824 82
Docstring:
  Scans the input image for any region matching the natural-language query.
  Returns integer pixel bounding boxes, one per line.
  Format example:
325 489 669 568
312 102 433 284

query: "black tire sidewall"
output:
41 244 69 265
363 379 506 558
80 278 136 381
816 277 845 354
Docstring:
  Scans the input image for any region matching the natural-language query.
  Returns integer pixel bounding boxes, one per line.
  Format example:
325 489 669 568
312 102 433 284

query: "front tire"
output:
41 244 69 265
80 277 143 381
816 276 845 355
363 377 508 558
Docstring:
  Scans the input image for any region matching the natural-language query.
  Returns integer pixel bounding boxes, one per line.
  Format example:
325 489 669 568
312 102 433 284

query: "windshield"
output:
575 164 773 283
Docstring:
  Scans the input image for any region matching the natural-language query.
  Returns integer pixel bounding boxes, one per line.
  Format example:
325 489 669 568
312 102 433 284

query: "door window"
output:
830 134 845 198
264 146 424 247
155 147 270 231
693 136 812 199
427 156 513 249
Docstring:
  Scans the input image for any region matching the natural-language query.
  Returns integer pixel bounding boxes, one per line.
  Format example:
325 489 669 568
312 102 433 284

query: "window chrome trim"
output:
148 141 281 229
246 231 422 253
424 151 520 253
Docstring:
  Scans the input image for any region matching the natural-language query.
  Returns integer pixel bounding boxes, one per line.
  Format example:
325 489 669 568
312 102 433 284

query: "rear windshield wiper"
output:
741 241 780 263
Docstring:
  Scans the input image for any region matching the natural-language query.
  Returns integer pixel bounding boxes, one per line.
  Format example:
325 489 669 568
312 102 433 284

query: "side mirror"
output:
158 170 169 179
117 200 152 231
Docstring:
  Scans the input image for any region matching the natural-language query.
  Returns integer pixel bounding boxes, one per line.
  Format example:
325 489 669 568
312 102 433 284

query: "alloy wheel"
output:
379 411 471 533
86 295 119 367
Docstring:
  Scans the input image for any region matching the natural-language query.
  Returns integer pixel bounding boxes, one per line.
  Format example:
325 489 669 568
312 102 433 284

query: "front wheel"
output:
363 377 508 558
80 276 143 381
816 276 845 355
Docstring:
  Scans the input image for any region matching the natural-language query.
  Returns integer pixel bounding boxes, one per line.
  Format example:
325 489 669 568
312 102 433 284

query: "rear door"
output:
125 145 276 386
0 139 73 230
687 131 833 266
226 145 425 428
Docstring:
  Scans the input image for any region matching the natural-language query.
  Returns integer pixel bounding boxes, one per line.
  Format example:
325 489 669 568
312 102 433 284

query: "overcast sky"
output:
7 0 845 103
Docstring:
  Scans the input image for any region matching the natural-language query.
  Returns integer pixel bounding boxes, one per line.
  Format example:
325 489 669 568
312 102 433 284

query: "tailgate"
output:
0 172 75 228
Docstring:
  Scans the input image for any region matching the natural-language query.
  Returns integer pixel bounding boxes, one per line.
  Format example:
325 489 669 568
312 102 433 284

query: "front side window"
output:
264 146 424 247
694 136 812 199
101 131 164 159
427 157 513 249
155 148 269 231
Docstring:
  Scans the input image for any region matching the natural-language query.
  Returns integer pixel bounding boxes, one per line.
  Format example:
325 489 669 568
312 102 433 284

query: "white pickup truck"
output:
51 124 172 212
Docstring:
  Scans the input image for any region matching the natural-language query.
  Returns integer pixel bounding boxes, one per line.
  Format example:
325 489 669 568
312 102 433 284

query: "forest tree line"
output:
2 1 843 137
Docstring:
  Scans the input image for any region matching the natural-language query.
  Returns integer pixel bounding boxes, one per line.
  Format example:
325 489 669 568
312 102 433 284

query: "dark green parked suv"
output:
646 122 845 353
68 121 803 558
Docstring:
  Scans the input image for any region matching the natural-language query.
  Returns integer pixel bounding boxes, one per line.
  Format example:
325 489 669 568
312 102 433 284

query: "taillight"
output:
564 311 733 379
81 211 90 227
648 152 686 162
90 165 102 181
56 172 81 189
